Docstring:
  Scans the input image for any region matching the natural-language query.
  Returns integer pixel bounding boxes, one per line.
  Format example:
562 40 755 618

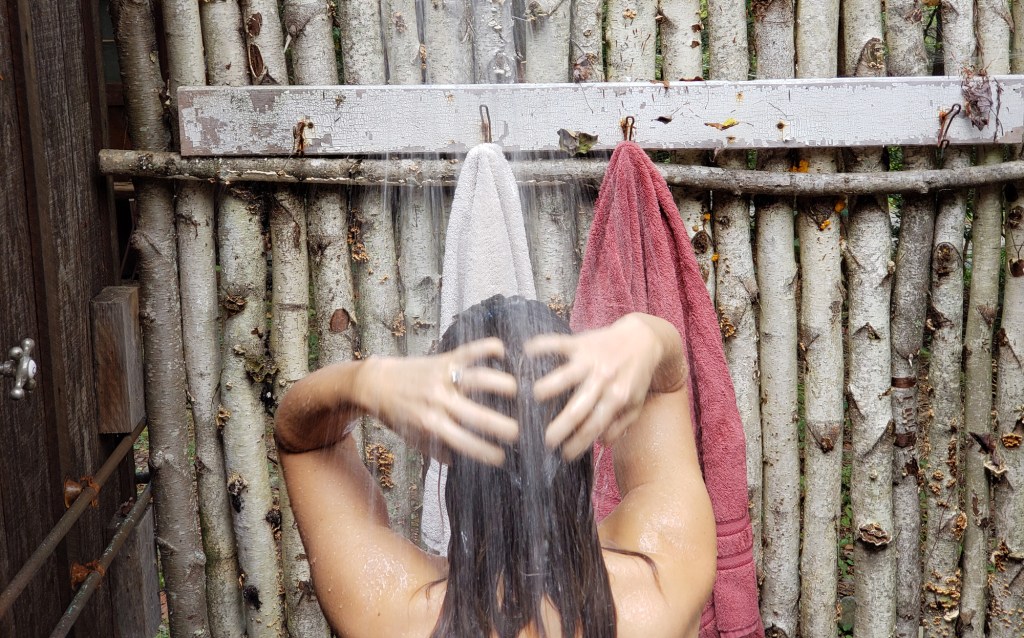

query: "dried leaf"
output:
655 115 673 124
556 128 598 156
970 431 997 454
704 118 739 131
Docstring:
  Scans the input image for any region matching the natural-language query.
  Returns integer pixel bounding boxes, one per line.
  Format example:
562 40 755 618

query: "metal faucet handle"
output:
2 338 38 400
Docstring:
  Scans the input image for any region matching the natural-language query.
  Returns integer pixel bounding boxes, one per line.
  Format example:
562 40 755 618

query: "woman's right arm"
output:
275 338 519 463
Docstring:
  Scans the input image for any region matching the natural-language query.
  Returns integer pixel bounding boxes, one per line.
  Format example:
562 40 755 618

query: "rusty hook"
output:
480 105 492 144
621 116 636 142
937 103 962 152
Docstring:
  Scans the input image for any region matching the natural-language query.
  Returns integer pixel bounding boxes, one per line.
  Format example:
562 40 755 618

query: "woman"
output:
275 295 716 638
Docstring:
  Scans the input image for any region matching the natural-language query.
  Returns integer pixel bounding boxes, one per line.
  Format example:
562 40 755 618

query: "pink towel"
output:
572 142 763 638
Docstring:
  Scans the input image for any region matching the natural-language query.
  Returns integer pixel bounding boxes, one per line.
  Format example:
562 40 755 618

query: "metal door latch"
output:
1 338 38 400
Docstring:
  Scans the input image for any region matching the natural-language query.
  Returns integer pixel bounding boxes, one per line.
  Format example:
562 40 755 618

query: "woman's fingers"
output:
446 392 519 442
524 333 575 358
544 379 602 448
430 413 506 466
561 397 619 459
532 360 589 401
459 367 517 397
452 337 505 365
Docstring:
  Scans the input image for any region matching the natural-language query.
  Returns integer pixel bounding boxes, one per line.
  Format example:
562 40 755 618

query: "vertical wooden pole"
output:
752 2 799 634
794 2 843 635
921 4 973 636
109 2 212 636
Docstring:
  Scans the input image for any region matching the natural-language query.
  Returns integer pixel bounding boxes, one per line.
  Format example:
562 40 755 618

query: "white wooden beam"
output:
178 77 1024 156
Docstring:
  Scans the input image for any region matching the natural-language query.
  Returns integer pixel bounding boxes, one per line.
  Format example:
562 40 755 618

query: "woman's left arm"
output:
275 341 518 636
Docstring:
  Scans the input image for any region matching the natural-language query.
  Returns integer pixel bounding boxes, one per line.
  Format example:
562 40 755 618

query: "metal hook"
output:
480 105 492 144
621 116 636 142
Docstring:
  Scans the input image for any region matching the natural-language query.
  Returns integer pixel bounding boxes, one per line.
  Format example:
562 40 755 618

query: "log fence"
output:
104 1 1024 637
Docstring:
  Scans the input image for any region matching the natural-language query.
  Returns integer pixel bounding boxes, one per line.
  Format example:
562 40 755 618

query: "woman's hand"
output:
359 338 518 466
526 313 685 460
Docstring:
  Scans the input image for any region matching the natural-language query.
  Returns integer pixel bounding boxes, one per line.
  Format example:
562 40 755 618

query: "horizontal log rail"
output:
0 419 146 621
100 148 1024 195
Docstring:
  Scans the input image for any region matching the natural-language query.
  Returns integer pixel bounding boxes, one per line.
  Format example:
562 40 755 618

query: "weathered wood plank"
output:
179 77 1024 155
0 4 67 635
105 504 162 638
91 287 145 434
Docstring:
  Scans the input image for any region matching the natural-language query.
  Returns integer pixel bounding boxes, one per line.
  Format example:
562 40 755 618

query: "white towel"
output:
420 143 537 554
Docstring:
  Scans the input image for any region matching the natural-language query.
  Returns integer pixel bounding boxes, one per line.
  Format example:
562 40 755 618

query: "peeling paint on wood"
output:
178 77 1024 156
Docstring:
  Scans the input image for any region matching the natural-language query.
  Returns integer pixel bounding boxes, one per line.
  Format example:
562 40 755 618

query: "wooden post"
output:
105 505 162 638
91 287 145 435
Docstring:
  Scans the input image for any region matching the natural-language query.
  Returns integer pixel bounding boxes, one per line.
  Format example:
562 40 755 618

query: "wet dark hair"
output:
430 294 616 638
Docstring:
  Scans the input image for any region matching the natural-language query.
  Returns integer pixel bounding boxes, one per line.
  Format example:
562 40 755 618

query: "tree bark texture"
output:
605 0 657 81
336 0 387 85
382 0 423 85
795 4 842 636
960 148 1002 638
842 11 898 637
662 0 714 302
284 0 359 370
339 12 417 538
269 189 332 638
218 189 286 638
754 178 800 638
570 0 603 81
520 8 577 320
163 3 248 635
753 4 797 635
109 3 212 637
707 0 760 580
471 0 518 82
990 19 1024 638
961 7 1009 635
423 0 474 84
923 149 969 638
100 149 1024 196
398 187 442 360
244 7 333 633
884 4 933 636
990 185 1024 638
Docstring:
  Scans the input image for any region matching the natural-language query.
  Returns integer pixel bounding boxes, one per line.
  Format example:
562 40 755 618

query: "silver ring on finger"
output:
450 366 463 389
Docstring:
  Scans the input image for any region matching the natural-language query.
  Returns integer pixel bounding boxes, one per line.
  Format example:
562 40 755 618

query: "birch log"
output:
200 3 285 636
338 16 416 535
387 0 429 539
108 3 212 637
961 5 1010 635
423 0 473 84
163 3 246 636
990 24 1024 638
662 0 714 302
570 0 603 81
921 4 973 635
521 1 577 317
960 146 1002 638
471 0 517 82
795 2 842 636
242 5 332 634
707 0 761 579
884 4 933 636
285 0 359 369
842 11 897 637
753 2 798 634
605 0 657 81
268 189 331 638
991 185 1024 638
